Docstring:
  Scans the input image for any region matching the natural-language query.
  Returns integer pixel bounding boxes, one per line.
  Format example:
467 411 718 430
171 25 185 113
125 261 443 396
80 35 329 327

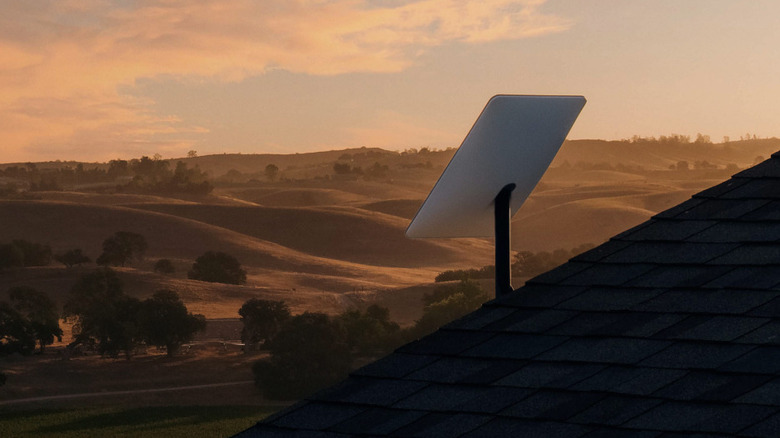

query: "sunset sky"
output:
1 0 778 163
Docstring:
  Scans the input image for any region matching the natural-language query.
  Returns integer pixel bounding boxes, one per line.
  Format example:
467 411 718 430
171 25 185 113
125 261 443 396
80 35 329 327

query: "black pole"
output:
495 183 515 297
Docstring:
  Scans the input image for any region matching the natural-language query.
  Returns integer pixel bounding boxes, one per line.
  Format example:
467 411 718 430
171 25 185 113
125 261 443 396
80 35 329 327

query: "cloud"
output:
0 0 570 161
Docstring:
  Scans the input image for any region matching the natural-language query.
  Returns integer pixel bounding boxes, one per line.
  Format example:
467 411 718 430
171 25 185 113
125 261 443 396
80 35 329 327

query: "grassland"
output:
0 405 283 438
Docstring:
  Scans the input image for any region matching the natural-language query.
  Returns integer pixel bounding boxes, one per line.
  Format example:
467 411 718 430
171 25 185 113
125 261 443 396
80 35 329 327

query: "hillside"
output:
553 138 778 170
2 138 779 320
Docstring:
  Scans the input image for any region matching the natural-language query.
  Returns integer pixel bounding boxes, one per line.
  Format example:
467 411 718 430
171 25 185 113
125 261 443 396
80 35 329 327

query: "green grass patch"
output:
0 405 283 438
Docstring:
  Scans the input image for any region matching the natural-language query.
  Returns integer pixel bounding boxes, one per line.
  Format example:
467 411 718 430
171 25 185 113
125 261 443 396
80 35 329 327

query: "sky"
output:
1 0 778 163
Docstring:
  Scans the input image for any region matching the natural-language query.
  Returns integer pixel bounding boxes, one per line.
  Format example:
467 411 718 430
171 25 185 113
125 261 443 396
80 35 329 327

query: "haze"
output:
1 0 778 163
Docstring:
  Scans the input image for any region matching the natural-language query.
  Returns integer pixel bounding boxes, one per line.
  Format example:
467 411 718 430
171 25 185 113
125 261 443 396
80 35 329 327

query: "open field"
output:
0 341 287 436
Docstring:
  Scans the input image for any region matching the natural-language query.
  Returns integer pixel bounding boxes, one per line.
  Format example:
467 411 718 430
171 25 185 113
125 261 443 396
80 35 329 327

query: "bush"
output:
137 290 205 356
0 240 52 269
153 258 176 275
55 248 90 268
239 299 290 348
435 265 494 282
188 251 246 285
336 305 401 356
253 312 351 400
96 231 147 267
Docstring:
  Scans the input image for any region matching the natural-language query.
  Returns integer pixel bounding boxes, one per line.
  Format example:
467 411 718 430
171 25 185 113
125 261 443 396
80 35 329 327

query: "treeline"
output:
1 231 248 287
435 244 596 282
0 240 52 269
65 268 205 358
248 279 488 400
0 156 212 194
0 268 205 386
332 161 390 180
554 159 740 173
119 157 212 194
622 133 716 145
0 229 256 388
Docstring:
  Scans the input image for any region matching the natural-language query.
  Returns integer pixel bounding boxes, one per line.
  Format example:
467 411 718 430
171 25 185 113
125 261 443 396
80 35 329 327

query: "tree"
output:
153 258 176 275
264 164 279 181
10 240 52 266
0 243 24 269
8 286 62 353
54 248 90 268
63 268 141 358
188 251 246 284
1 299 36 386
0 240 52 269
187 150 198 158
239 299 291 348
252 312 351 399
107 159 130 179
137 290 206 356
96 231 147 267
336 304 401 356
0 301 36 356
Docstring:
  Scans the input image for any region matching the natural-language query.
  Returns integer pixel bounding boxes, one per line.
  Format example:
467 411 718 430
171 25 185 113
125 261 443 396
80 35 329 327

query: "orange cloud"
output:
0 0 570 161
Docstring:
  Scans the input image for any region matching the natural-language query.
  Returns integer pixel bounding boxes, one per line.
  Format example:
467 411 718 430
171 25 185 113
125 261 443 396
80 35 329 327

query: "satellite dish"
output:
406 95 586 296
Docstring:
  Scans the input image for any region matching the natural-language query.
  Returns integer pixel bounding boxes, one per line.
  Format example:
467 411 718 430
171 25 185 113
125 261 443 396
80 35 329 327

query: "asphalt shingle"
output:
497 362 604 389
500 390 603 421
482 308 579 333
617 220 717 242
462 333 567 360
392 413 491 438
330 408 427 436
571 366 687 396
651 371 769 401
570 395 662 426
625 402 776 434
734 378 780 406
654 315 770 342
554 287 664 311
673 198 769 220
639 342 754 370
537 338 671 365
462 418 592 438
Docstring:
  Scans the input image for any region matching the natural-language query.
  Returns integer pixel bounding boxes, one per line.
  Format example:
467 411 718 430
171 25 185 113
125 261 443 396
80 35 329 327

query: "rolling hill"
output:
2 139 779 320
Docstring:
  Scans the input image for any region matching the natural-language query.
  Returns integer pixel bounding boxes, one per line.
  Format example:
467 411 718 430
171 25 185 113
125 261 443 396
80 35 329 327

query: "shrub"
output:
137 290 205 356
188 251 246 285
239 299 290 348
252 312 351 400
96 231 147 267
153 258 176 275
55 248 90 268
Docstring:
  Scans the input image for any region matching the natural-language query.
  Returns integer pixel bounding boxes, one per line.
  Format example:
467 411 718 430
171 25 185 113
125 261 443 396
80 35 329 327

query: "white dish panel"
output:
406 95 586 238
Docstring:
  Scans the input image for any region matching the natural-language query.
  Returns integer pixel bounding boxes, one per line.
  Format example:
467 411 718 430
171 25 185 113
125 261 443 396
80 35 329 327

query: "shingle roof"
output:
238 151 780 437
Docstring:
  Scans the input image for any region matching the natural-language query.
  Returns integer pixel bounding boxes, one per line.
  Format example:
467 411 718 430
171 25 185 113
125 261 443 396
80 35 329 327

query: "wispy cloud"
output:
0 0 570 161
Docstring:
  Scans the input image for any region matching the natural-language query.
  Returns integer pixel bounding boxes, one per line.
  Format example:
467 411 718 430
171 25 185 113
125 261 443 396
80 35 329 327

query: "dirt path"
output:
0 380 255 406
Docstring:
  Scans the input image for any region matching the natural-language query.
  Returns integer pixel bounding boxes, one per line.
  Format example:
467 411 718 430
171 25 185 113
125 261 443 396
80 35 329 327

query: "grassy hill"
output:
2 138 780 320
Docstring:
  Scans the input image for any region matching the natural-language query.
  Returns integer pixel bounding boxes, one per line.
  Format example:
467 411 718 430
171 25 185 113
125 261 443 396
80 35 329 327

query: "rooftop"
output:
238 151 780 437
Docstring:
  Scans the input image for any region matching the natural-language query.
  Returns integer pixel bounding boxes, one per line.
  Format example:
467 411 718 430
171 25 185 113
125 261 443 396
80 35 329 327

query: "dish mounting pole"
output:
495 183 515 297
